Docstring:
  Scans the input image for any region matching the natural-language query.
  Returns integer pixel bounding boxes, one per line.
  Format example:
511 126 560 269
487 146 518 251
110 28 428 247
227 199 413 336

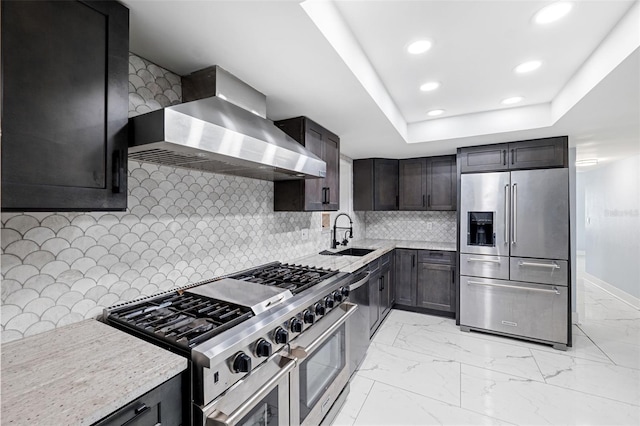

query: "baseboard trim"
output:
583 272 640 310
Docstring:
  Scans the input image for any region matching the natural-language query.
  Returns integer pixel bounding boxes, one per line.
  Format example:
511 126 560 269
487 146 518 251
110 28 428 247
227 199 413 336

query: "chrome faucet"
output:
331 212 353 249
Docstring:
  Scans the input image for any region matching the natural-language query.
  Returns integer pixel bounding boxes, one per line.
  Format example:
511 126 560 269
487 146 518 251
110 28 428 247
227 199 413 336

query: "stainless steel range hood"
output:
128 66 326 181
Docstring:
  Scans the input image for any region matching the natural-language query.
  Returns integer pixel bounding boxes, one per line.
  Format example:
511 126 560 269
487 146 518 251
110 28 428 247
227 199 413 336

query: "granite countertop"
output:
291 239 457 273
1 319 187 426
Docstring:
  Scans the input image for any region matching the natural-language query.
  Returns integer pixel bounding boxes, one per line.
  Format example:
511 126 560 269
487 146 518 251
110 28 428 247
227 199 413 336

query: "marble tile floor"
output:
333 280 640 425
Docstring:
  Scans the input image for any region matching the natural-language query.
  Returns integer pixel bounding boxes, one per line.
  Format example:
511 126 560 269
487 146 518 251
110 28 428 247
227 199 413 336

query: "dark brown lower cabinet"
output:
394 249 417 306
416 262 455 312
369 252 394 336
394 249 456 316
93 374 183 426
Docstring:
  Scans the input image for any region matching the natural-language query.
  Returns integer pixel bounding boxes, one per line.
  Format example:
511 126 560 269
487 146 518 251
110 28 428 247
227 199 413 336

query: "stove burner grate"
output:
231 263 338 294
109 292 253 352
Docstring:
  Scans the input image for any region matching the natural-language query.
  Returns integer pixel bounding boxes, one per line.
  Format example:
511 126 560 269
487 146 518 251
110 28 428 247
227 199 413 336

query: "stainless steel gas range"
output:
105 262 357 426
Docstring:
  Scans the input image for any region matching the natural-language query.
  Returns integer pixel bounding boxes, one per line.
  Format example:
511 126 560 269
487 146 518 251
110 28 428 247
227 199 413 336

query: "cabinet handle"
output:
112 150 124 193
134 403 149 415
427 194 431 207
422 194 425 207
503 150 506 166
511 149 515 165
396 195 399 208
381 276 385 291
412 255 415 268
326 187 330 204
452 269 455 283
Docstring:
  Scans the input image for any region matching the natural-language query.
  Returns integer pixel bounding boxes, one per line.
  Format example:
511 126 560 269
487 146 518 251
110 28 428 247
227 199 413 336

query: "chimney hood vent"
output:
128 66 326 181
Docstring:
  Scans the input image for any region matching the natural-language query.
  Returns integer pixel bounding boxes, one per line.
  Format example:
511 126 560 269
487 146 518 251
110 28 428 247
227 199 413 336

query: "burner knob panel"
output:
255 339 272 358
232 352 252 373
303 310 315 324
290 318 303 333
274 327 289 344
324 296 335 309
332 291 343 303
341 286 350 298
314 303 326 317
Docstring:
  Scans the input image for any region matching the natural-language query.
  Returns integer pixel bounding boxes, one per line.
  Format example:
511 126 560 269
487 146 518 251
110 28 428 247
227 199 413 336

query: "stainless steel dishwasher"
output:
347 267 371 375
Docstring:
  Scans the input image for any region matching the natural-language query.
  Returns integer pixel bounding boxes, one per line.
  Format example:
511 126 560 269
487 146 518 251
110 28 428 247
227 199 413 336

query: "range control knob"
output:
303 309 315 324
290 318 303 333
232 352 252 373
340 286 350 298
255 339 272 358
274 327 289 344
324 296 335 309
332 290 343 303
314 303 326 317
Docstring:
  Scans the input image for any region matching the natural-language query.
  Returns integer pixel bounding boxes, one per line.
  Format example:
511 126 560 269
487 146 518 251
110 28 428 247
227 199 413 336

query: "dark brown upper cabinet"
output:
398 155 456 211
1 0 129 211
458 137 567 173
273 117 340 211
353 159 399 211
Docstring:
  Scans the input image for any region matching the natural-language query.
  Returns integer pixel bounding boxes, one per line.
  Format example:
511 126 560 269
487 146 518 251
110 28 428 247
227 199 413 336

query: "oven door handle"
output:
291 302 358 358
349 272 371 291
206 355 298 426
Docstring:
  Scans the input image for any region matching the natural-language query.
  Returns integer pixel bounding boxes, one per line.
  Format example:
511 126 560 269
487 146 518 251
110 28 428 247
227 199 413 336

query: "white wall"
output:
580 154 640 298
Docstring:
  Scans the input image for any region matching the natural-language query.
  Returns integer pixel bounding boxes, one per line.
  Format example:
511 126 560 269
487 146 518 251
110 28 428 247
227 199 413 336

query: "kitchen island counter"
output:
292 239 456 273
1 319 187 426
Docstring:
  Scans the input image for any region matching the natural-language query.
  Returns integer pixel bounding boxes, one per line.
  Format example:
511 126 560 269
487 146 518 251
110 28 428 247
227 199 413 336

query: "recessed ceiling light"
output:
420 81 440 92
534 2 573 25
427 109 445 117
407 40 432 55
514 60 542 74
502 96 524 105
576 159 598 167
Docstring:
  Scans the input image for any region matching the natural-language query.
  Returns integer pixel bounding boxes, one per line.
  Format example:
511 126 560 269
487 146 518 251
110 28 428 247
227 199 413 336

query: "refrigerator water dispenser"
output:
468 212 495 247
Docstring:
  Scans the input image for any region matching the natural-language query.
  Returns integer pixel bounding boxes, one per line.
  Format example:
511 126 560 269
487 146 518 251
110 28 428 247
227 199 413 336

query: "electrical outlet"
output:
426 222 433 230
301 229 309 240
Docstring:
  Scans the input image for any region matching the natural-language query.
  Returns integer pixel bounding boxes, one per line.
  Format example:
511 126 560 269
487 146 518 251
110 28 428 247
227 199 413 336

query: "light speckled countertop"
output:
289 239 457 273
1 319 187 426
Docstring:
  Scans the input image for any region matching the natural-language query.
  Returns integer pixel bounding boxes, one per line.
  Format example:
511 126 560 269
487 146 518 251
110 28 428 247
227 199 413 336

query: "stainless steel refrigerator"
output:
459 168 570 350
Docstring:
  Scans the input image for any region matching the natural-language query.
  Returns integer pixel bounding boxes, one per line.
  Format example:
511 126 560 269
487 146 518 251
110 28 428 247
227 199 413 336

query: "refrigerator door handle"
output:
511 183 517 245
504 184 509 244
518 261 561 269
467 280 560 295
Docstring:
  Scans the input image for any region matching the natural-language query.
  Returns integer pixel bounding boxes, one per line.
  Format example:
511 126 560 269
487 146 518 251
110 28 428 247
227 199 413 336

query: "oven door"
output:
200 353 297 426
290 302 357 426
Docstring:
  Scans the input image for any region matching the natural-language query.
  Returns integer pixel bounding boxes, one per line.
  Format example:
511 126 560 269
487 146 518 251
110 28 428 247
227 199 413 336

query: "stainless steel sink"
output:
335 247 375 256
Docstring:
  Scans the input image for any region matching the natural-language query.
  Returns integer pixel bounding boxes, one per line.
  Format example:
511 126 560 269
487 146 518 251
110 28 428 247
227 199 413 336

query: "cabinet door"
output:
374 159 399 210
323 131 340 210
399 158 427 210
303 123 326 211
1 0 129 211
417 263 455 312
427 155 456 211
459 144 509 173
95 374 183 426
353 159 374 211
394 249 416 306
369 270 381 333
508 137 567 170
